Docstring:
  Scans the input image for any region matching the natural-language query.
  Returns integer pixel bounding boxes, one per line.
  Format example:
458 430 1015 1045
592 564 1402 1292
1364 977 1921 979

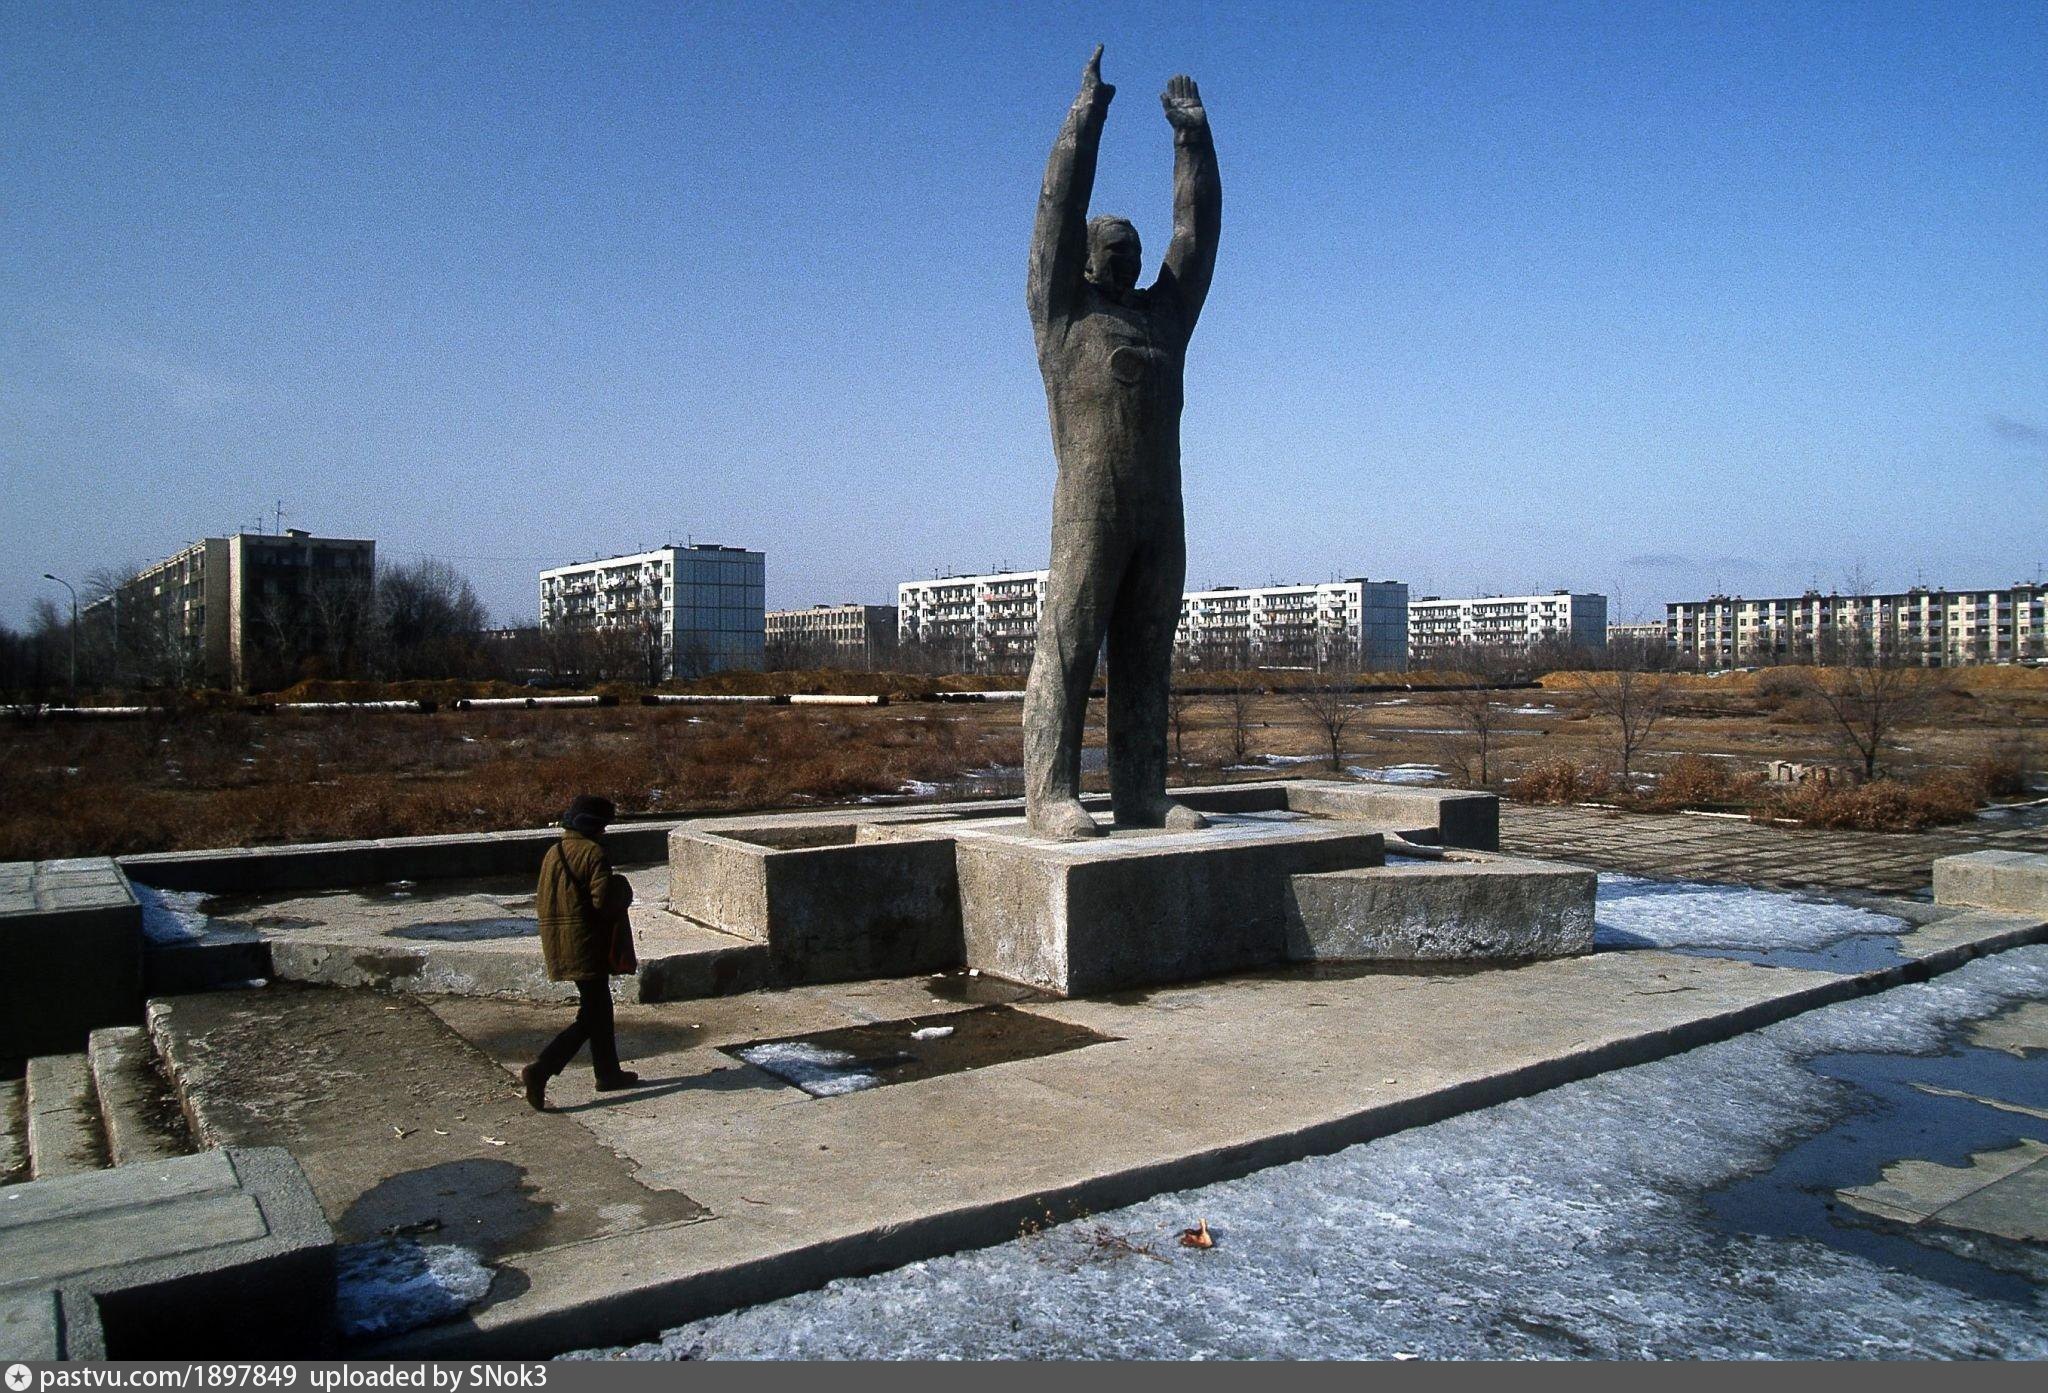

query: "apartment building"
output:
85 529 377 691
1667 584 2047 668
1178 579 1410 671
1408 592 1608 662
765 603 900 670
898 571 1048 674
900 570 1411 673
1607 622 1669 645
540 544 765 678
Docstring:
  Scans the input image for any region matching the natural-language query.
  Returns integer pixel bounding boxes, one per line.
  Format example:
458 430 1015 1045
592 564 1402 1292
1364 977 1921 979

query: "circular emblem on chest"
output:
1109 345 1148 384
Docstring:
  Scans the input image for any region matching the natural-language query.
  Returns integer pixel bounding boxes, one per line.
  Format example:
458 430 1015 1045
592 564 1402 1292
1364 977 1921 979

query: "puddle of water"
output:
724 1005 1115 1097
1707 1042 2048 1303
1668 933 1914 974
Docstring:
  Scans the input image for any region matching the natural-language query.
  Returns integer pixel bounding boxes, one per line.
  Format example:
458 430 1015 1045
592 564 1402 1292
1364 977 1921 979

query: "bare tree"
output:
310 572 378 680
1166 672 1197 768
1222 681 1258 766
1567 646 1674 780
377 558 489 680
1290 656 1364 772
1797 652 1943 782
1427 643 1520 787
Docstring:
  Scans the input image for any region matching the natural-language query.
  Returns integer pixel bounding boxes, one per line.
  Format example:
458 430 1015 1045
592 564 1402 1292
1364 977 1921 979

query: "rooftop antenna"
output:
273 499 287 535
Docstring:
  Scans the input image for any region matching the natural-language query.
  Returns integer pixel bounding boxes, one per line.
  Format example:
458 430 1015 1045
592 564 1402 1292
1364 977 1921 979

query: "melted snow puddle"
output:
1708 1039 2048 1302
731 1041 884 1098
334 1238 496 1339
1595 874 1914 971
1345 763 1447 785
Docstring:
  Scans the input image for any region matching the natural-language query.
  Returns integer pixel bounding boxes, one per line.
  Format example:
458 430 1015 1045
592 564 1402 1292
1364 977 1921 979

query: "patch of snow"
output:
899 780 943 797
334 1239 494 1339
734 1041 882 1098
910 1026 954 1041
1258 753 1326 766
1345 764 1447 785
1594 874 1907 952
135 884 212 945
583 948 2048 1360
1510 704 1559 716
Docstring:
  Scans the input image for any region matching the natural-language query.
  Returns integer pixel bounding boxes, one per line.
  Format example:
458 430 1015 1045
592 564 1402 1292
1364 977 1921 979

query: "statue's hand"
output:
1161 73 1206 132
1081 44 1114 103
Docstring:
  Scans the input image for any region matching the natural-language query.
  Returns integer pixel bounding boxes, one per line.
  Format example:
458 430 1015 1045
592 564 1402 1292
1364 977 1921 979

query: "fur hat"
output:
561 794 616 835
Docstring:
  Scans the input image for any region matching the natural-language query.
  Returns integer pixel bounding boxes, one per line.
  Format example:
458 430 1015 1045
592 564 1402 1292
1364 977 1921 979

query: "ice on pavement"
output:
1594 873 1908 952
582 948 2048 1360
1345 763 1447 785
734 1041 883 1098
334 1239 495 1339
135 883 212 944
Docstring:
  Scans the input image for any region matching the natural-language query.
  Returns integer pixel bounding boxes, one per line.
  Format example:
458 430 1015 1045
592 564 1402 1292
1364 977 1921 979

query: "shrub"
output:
1762 770 1983 832
1641 754 1760 810
1512 758 1610 804
1970 737 2031 799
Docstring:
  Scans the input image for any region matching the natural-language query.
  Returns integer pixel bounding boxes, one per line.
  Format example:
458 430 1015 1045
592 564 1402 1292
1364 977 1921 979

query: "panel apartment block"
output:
899 571 1411 674
765 603 900 670
1407 592 1608 662
1667 584 2046 668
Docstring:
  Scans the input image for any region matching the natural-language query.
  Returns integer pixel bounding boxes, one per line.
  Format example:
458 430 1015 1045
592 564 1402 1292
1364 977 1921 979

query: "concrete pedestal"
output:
1 858 142 1058
874 814 1383 996
1934 850 2048 916
1287 852 1596 962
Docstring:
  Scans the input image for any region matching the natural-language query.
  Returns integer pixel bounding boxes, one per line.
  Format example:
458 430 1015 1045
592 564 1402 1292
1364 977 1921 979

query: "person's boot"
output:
520 1063 548 1111
594 1069 641 1092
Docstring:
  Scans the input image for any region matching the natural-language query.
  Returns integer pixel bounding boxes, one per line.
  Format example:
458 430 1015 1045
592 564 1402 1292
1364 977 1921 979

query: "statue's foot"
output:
1117 799 1211 831
1031 797 1101 840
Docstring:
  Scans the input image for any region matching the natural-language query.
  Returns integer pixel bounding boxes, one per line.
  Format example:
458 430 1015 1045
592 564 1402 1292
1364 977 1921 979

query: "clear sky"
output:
3 1 2042 627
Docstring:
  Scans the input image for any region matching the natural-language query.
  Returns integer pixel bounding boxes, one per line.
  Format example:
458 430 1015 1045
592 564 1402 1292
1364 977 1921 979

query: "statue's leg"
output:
1024 521 1122 839
1106 527 1207 830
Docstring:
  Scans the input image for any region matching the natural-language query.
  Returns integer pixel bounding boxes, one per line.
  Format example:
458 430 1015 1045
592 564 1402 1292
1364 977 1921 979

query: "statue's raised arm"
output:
1156 73 1220 330
1027 45 1114 342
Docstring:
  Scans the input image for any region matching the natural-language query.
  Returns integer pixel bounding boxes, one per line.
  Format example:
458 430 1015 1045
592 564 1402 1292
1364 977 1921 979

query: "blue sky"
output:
3 1 2042 627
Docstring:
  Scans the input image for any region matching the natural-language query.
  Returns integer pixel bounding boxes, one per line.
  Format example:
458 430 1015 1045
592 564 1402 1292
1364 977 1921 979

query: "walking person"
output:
522 794 641 1109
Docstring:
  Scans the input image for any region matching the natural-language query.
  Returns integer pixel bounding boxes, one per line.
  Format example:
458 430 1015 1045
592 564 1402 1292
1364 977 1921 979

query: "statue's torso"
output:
1039 286 1187 514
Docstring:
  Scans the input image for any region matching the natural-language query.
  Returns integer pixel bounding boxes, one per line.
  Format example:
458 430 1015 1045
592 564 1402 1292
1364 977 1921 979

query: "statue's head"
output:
1086 216 1142 295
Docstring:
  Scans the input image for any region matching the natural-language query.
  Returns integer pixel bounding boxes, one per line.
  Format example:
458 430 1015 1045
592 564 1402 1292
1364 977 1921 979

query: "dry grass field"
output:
3 666 2043 861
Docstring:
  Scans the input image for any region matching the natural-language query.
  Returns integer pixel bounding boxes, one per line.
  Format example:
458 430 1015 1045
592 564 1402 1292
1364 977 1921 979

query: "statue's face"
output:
1086 220 1142 294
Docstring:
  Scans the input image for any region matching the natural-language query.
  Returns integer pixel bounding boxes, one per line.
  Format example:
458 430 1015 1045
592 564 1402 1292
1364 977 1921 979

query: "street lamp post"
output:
42 573 77 709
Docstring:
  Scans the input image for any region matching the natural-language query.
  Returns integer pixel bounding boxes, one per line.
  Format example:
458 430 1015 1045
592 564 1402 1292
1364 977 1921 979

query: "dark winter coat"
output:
537 829 633 981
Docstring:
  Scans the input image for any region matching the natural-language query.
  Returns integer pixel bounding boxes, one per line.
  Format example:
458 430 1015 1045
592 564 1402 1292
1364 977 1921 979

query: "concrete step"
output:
88 1027 189 1167
1 1077 26 1185
24 1054 106 1179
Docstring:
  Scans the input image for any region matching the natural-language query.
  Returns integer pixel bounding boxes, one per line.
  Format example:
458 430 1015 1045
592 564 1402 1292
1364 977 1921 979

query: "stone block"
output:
25 1053 100 1179
1933 850 2048 916
89 1026 184 1168
0 1147 335 1358
669 818 963 982
945 815 1382 996
1 1079 24 1184
1 859 143 1058
0 1289 64 1361
1280 782 1500 849
1286 852 1595 962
